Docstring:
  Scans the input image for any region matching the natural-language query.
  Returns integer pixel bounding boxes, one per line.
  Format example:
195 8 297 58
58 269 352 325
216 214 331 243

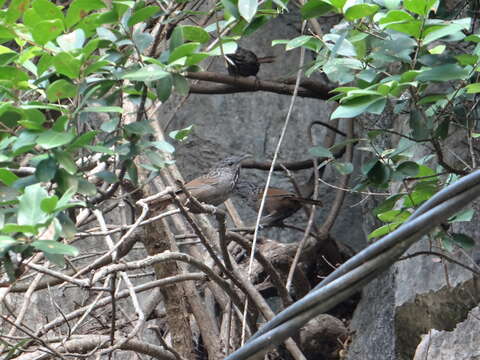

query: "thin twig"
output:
242 25 307 347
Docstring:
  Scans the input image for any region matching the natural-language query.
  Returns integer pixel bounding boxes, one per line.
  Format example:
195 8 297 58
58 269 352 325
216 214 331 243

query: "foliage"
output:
0 0 476 275
291 0 478 247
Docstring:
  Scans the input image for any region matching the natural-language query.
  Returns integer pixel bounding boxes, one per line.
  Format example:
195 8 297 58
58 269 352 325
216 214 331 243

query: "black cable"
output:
225 170 480 360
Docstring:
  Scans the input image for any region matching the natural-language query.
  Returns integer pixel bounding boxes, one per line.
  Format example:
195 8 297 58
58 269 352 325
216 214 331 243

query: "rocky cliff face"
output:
161 9 480 360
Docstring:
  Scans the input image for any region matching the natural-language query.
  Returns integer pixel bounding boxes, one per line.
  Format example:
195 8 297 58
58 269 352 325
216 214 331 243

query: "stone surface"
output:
159 10 365 251
348 212 480 360
413 306 480 360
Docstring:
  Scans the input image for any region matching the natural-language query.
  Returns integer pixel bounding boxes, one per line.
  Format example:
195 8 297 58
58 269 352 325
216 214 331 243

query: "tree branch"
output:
185 71 333 100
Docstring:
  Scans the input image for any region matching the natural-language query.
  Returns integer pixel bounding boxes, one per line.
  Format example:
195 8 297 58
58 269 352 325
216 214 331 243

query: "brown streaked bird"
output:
236 180 323 227
226 47 275 77
155 154 251 213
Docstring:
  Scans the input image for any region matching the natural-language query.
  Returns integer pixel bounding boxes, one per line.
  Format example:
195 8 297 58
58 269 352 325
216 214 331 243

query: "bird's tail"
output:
257 56 276 64
292 197 323 206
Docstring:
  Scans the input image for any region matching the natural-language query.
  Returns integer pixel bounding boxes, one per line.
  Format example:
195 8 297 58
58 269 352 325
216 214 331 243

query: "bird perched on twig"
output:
226 47 275 77
236 180 323 226
154 154 251 213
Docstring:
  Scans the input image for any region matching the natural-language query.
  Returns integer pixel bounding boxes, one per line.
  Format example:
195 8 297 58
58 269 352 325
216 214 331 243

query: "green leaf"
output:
465 34 480 43
324 34 357 57
428 45 445 54
308 145 333 158
85 145 115 155
238 0 258 22
100 118 119 133
172 73 189 96
52 115 69 132
128 6 161 27
12 131 38 156
169 125 193 141
53 52 82 79
40 195 59 213
168 42 200 63
35 157 57 181
345 4 379 20
6 0 30 23
149 141 175 153
57 29 86 51
404 0 438 16
379 10 422 38
65 0 106 28
94 170 118 183
403 184 437 207
31 240 79 256
37 53 53 76
448 209 474 223
97 27 117 41
450 233 475 250
124 121 153 135
0 43 16 62
0 169 19 186
155 75 173 102
68 130 98 150
132 29 153 53
331 96 386 119
84 59 113 75
37 130 75 149
17 183 49 226
145 150 169 169
55 151 77 175
0 66 29 85
181 25 210 43
0 235 17 254
285 35 317 51
465 83 480 94
46 79 78 101
409 110 430 140
56 212 78 239
82 106 123 113
2 224 37 234
424 22 469 45
377 209 411 223
55 187 75 210
373 194 403 216
32 0 64 21
368 222 401 239
394 161 419 179
333 161 353 175
121 65 170 82
455 54 478 66
367 161 391 185
207 42 237 56
301 0 334 19
416 64 470 82
77 178 96 196
169 25 184 51
126 160 138 185
32 19 64 45
22 108 46 130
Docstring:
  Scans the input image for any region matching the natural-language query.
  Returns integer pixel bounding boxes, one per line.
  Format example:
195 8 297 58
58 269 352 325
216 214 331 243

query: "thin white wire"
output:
240 21 307 345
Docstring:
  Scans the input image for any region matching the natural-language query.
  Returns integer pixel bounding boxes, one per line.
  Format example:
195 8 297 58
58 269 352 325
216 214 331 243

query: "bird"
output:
226 47 275 77
154 154 251 213
236 180 323 226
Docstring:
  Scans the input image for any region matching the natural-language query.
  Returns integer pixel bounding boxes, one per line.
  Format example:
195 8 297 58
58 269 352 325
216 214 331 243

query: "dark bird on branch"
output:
236 179 322 227
226 47 275 77
154 154 251 213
